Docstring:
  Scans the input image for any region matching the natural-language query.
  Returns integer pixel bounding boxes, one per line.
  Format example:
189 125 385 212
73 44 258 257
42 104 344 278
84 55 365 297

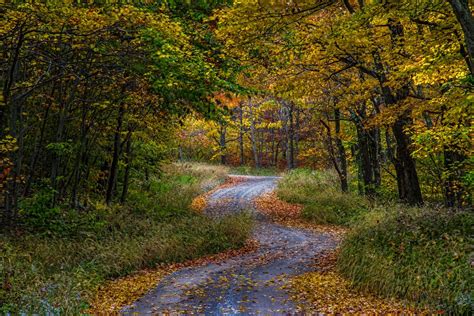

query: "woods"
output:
0 0 472 314
0 2 234 226
181 0 472 207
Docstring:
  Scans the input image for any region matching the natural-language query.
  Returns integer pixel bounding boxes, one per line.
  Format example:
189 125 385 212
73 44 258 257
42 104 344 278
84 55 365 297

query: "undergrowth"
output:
0 163 252 314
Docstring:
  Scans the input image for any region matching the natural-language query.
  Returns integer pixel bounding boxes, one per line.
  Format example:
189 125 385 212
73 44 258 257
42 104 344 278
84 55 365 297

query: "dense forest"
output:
0 0 472 314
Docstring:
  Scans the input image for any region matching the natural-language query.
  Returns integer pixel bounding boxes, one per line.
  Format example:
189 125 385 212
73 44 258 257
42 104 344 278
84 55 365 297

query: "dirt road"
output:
122 176 337 315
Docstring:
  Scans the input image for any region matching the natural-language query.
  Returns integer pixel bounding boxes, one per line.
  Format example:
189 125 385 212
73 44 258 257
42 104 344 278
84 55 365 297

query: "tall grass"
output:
277 169 368 225
0 163 252 314
229 165 281 176
338 205 473 313
277 168 473 313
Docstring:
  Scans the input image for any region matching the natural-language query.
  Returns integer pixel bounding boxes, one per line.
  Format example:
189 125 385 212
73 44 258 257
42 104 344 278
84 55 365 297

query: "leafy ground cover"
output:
287 250 423 314
276 169 473 313
0 163 253 314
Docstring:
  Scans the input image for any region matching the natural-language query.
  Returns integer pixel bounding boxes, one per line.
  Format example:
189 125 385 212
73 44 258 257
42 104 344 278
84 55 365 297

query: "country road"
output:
122 175 338 315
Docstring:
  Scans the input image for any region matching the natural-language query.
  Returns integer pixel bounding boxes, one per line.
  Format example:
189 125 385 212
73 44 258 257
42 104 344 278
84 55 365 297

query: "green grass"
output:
229 165 281 176
277 168 473 313
0 163 253 314
338 205 473 313
277 168 368 225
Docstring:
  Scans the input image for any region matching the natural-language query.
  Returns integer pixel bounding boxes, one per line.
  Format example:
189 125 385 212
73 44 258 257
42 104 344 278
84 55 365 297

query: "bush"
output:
338 205 473 313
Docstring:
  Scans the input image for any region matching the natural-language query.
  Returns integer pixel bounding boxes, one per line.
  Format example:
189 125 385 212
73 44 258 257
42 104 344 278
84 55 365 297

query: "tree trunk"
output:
449 0 474 75
121 130 132 204
287 102 295 169
392 115 423 205
219 122 227 165
249 98 260 168
239 105 245 165
106 103 125 205
334 109 348 192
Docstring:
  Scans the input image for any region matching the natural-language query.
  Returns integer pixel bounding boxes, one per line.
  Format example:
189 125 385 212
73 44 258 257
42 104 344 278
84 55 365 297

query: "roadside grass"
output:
338 205 473 314
0 163 253 314
229 165 281 176
277 168 473 313
277 168 368 226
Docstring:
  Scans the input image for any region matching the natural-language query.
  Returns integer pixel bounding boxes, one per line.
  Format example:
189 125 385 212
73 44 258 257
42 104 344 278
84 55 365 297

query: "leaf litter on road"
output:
87 239 258 313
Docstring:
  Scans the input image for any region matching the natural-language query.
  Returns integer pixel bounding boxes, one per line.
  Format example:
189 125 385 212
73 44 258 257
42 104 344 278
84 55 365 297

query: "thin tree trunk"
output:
121 130 132 204
239 105 245 165
287 102 295 170
334 109 348 192
219 122 227 165
106 102 125 205
249 98 260 168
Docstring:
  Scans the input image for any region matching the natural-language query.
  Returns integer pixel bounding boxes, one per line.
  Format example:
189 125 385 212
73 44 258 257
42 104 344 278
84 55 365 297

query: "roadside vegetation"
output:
229 166 281 176
277 169 368 226
277 169 473 313
0 164 253 314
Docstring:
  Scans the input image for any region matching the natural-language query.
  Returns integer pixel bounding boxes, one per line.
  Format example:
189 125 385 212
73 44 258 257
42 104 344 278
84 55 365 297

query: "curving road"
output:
122 175 337 315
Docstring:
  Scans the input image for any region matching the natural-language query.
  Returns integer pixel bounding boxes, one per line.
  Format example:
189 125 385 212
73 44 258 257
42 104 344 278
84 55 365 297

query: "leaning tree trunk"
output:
449 0 474 75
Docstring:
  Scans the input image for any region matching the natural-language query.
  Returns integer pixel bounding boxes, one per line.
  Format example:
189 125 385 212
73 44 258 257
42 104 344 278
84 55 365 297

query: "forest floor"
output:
121 175 409 314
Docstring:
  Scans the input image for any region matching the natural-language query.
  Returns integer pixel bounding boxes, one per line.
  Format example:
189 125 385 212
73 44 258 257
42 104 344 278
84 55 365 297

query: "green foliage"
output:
338 205 473 313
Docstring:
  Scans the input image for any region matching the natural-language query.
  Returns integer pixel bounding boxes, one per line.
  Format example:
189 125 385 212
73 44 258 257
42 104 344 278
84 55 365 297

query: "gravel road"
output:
122 175 338 315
